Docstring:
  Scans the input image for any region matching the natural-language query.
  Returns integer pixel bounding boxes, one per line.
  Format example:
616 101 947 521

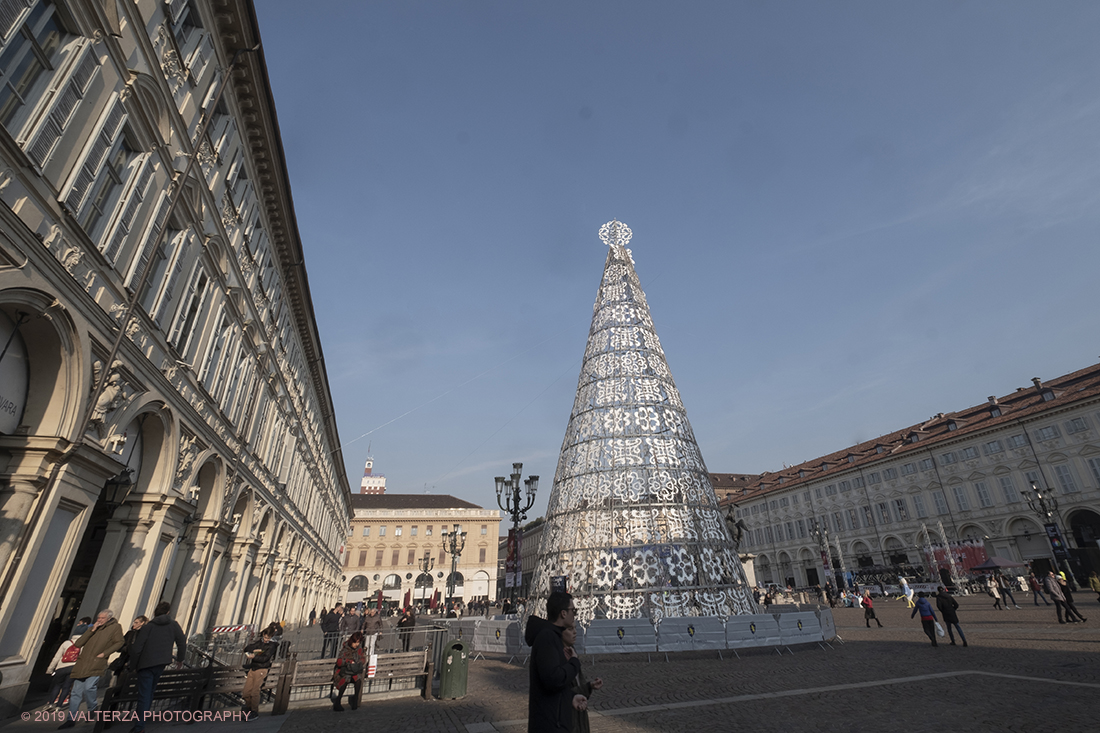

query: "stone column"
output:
228 550 255 624
247 553 274 626
0 479 45 576
171 532 211 624
77 511 135 619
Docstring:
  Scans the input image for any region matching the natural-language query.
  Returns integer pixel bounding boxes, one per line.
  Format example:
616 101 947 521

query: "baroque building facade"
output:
342 494 501 608
719 363 1100 589
0 0 350 715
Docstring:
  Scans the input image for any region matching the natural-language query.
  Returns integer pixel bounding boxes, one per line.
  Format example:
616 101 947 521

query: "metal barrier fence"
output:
435 609 836 658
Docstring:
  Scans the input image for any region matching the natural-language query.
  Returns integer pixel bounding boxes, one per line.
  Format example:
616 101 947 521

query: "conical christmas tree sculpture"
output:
529 221 757 625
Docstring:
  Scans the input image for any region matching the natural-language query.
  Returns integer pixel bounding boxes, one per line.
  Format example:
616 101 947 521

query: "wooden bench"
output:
92 662 285 731
271 650 431 713
93 668 208 733
199 662 282 710
271 655 338 714
368 650 432 699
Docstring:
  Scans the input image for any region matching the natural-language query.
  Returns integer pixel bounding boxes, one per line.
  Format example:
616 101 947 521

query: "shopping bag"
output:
934 622 945 637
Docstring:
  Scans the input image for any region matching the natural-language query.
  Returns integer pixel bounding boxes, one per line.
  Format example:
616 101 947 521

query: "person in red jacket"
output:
863 591 883 628
330 632 366 712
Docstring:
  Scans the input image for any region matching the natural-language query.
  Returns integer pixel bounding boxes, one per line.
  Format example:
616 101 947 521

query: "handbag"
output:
934 621 945 637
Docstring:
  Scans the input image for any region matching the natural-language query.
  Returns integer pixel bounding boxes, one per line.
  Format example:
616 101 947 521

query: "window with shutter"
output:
152 231 193 326
199 311 228 386
2 1 72 139
128 193 172 296
102 157 155 262
170 267 208 355
220 344 245 411
0 0 35 39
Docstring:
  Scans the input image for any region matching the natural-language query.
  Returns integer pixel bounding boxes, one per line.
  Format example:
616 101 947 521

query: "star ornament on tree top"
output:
599 220 634 263
599 220 632 248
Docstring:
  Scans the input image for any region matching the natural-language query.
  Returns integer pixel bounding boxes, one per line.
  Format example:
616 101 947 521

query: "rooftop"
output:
349 494 484 510
714 361 1100 504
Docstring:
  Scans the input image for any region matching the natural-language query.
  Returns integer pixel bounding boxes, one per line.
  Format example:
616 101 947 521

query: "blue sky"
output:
255 1 1100 524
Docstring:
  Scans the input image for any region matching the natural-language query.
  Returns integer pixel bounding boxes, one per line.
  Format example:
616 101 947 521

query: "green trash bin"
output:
438 639 469 699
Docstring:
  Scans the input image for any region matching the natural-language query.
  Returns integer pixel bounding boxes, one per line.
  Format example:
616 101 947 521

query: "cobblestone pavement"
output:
7 594 1099 733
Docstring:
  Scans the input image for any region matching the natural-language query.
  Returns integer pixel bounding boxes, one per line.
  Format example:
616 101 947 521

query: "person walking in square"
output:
986 575 1003 610
1028 572 1052 606
44 631 81 710
127 602 186 733
1089 571 1100 603
321 604 343 657
863 591 882 627
525 591 582 732
935 586 967 647
997 573 1021 609
562 623 602 733
899 577 915 609
1042 571 1084 623
1057 573 1087 623
911 591 940 647
106 615 147 689
59 609 124 729
397 606 416 652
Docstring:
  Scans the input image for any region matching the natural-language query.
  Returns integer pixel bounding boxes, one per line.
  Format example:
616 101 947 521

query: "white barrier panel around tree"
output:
817 608 837 641
777 612 823 645
444 618 480 643
582 618 657 654
656 616 726 652
475 620 524 655
725 614 780 649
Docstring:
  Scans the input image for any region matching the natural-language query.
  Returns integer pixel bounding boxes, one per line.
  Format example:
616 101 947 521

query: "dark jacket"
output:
935 591 960 624
71 618 125 679
397 609 416 629
526 615 581 732
321 611 342 634
245 638 279 671
911 597 937 621
129 614 187 671
110 627 142 673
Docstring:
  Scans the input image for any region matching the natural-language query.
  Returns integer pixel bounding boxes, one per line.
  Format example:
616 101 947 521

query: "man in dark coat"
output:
396 607 416 652
935 586 967 647
526 592 581 732
321 603 343 657
128 602 187 732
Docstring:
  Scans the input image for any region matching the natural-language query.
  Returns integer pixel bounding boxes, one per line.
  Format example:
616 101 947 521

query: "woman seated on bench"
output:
331 632 366 712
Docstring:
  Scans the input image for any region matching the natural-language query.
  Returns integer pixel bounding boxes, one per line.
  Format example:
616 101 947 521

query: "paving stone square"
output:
5 595 1098 733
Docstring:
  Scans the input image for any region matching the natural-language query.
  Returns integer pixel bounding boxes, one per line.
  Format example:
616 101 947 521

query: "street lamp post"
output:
418 550 434 606
810 518 834 590
442 523 467 606
495 462 539 602
1025 480 1076 588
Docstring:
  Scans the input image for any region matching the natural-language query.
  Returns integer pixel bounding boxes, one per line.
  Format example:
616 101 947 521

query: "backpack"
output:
61 644 81 665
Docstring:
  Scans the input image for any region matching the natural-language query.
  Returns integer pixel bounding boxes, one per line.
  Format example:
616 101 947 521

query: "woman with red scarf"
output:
330 632 366 712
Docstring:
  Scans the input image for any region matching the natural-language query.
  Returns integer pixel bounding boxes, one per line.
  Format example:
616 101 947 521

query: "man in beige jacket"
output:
59 610 124 728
